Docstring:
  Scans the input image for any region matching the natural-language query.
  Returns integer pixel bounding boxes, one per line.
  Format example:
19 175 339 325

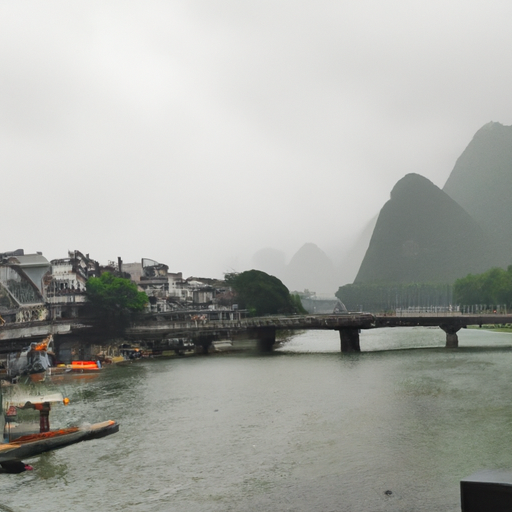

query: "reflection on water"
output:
1 327 512 511
34 453 69 480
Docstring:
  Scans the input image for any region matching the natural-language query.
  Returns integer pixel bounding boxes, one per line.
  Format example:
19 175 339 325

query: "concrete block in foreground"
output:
461 469 512 511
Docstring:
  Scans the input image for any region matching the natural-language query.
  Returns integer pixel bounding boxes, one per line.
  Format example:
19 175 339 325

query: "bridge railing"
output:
126 313 377 335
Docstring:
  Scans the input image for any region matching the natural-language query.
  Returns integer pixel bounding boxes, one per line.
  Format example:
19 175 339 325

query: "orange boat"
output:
49 360 102 376
70 361 102 371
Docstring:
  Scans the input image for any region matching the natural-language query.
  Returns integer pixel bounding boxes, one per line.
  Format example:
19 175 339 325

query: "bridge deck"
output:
1 313 511 349
374 314 512 329
125 313 376 338
125 313 512 338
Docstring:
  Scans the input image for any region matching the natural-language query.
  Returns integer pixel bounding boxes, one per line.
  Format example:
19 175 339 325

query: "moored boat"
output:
140 338 196 358
0 392 118 464
6 335 55 383
50 360 102 373
69 360 102 372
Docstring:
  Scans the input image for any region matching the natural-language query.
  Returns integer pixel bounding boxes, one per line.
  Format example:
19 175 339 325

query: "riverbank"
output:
468 324 512 333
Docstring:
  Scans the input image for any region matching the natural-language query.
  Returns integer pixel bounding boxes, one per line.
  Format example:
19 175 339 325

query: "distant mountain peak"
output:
443 121 512 267
481 120 500 127
355 172 489 284
390 173 435 200
285 243 337 295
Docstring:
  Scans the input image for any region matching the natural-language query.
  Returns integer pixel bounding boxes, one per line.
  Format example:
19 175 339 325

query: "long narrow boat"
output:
0 392 118 463
0 420 119 463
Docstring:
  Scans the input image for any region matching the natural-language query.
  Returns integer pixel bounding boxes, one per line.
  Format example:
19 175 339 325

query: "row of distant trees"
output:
453 266 512 307
335 266 512 313
335 282 453 313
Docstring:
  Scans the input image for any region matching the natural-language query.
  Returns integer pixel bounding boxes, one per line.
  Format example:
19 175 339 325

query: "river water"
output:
2 327 512 512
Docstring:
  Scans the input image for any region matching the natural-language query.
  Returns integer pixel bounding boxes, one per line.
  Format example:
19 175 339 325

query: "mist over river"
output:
2 327 512 512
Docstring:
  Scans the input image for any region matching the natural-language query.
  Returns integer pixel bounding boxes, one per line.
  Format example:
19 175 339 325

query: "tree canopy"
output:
225 270 306 316
336 282 453 313
454 266 512 307
86 272 148 314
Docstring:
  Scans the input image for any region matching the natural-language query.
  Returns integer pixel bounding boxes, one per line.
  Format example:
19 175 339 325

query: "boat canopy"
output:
5 393 65 407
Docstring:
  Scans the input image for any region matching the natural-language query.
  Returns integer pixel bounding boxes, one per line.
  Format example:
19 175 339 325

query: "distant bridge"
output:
1 313 510 354
125 312 512 353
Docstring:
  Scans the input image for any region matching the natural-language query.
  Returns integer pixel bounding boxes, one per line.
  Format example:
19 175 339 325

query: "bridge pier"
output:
338 328 361 353
195 334 214 354
440 325 461 348
252 327 276 352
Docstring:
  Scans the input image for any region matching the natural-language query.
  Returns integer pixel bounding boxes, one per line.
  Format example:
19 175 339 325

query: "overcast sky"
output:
2 1 512 280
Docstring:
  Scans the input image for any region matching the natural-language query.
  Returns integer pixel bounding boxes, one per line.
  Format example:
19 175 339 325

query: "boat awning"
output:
6 393 65 407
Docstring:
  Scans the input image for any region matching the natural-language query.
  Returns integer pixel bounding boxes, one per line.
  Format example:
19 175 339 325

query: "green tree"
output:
336 282 453 312
454 266 512 308
86 272 148 327
290 293 307 314
225 270 306 316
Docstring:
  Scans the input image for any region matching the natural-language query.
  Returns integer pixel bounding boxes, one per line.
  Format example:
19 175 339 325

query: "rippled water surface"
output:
2 327 512 512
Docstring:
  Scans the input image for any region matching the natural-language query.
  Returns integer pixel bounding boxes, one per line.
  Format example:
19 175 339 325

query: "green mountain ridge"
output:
355 173 491 284
443 121 512 268
252 122 511 295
